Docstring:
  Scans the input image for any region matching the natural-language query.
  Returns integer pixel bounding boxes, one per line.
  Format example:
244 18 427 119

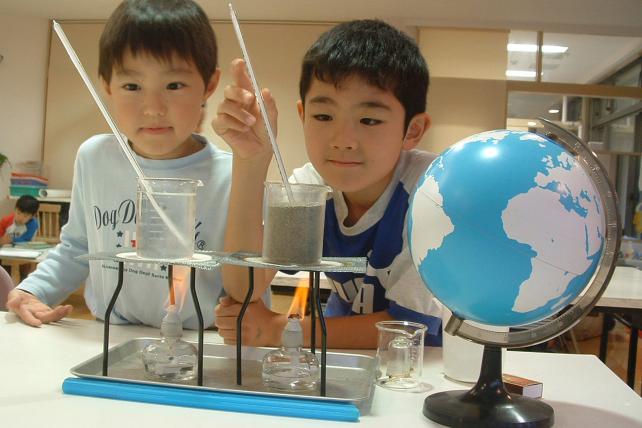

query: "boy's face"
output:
103 50 219 160
14 209 34 226
298 75 419 203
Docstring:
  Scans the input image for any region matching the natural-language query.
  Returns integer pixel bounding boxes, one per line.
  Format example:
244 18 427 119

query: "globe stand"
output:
423 346 554 428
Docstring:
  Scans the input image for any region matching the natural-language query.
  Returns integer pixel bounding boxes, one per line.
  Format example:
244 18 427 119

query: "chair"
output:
0 265 15 311
35 203 61 244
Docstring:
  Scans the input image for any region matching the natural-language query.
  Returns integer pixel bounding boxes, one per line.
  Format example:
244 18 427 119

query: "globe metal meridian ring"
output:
447 118 621 348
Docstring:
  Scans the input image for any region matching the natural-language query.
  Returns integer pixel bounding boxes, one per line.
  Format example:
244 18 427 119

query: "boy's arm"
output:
302 310 395 349
0 215 10 236
216 296 394 349
213 59 278 302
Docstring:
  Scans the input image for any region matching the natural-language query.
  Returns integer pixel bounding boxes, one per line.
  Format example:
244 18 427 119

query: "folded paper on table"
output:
38 188 71 198
62 377 360 422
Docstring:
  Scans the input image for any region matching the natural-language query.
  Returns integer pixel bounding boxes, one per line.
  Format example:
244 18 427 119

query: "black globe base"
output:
424 389 554 428
424 346 554 427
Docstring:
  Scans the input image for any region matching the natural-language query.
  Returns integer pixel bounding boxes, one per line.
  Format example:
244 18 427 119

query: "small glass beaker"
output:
262 182 330 265
136 178 202 260
375 320 427 391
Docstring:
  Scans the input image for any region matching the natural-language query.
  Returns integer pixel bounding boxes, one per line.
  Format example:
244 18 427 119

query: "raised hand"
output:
212 58 277 162
6 289 73 327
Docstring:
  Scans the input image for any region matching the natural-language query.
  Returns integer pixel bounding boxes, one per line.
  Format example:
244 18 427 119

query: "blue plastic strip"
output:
62 377 359 422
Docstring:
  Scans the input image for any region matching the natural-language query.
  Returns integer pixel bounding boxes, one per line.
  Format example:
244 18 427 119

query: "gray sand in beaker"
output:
262 203 325 265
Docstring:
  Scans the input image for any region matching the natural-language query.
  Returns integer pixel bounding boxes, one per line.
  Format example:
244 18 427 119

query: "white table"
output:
2 313 641 427
589 267 642 391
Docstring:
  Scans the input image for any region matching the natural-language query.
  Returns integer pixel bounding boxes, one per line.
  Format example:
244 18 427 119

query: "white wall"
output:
0 14 50 214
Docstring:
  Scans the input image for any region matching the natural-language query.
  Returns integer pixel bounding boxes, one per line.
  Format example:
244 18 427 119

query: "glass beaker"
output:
136 178 202 260
262 182 330 265
375 320 427 391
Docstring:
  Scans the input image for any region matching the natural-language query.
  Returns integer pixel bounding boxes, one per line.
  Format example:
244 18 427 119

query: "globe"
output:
411 121 621 428
408 129 607 327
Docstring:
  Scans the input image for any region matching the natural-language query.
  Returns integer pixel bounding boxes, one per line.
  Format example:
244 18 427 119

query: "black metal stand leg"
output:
167 265 173 304
102 261 124 376
599 313 611 362
313 271 327 396
309 272 316 354
236 267 254 385
627 324 639 390
189 267 204 386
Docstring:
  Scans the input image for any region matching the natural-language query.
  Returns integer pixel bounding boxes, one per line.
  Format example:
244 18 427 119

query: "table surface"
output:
595 266 642 310
2 313 641 427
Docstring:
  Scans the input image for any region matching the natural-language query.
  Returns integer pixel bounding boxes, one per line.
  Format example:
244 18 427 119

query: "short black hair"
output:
99 0 218 86
16 195 39 215
299 20 429 131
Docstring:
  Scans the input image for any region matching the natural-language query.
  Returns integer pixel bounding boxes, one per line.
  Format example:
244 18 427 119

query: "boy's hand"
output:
6 289 73 327
215 295 286 346
0 235 12 245
212 59 277 162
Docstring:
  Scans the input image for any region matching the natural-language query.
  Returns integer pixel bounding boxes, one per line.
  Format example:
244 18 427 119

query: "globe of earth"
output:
408 129 606 327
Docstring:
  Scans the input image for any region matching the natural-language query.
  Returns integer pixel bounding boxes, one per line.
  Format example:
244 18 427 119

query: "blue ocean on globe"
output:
408 130 606 326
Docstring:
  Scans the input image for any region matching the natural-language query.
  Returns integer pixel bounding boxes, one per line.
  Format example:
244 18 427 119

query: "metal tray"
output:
70 338 376 412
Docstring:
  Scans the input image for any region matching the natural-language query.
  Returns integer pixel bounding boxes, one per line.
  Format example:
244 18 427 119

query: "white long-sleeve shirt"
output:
18 134 232 329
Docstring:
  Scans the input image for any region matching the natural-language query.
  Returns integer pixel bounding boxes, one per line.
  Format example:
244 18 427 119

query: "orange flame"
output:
287 279 309 319
167 265 190 310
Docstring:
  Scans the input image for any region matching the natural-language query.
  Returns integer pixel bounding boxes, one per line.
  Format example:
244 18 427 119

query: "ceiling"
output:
1 0 641 37
2 0 641 122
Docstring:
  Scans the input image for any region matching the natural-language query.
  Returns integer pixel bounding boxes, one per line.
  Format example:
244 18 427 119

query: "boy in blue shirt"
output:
0 195 40 245
214 20 443 348
8 0 231 328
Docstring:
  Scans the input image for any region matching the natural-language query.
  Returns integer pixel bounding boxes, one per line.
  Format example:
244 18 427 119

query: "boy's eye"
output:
122 83 140 91
360 118 382 126
167 82 186 90
312 114 332 122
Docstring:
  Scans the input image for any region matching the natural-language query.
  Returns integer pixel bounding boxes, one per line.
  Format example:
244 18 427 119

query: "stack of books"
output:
9 172 48 197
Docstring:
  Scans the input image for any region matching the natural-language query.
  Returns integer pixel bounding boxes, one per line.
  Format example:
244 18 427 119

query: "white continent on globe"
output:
503 136 604 313
409 175 454 270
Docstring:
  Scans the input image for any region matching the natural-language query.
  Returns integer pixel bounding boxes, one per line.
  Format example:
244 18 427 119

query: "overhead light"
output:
507 43 568 53
527 121 537 127
506 70 536 78
548 109 560 114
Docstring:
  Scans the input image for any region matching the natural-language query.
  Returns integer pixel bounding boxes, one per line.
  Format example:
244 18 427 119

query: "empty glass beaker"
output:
375 320 427 391
136 178 202 260
262 182 330 265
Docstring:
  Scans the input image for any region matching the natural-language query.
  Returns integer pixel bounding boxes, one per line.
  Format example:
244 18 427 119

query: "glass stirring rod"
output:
228 3 294 204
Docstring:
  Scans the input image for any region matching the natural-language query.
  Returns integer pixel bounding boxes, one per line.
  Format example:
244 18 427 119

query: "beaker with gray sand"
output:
136 178 202 260
262 182 330 265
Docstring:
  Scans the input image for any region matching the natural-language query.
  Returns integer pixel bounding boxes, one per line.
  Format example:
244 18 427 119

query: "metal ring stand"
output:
235 268 328 395
89 250 366 395
102 262 205 385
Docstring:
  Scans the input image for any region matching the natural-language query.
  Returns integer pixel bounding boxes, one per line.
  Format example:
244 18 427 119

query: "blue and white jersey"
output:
291 149 444 345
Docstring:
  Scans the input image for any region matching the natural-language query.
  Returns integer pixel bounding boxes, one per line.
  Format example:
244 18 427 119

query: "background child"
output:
213 20 442 349
7 0 232 328
0 195 40 245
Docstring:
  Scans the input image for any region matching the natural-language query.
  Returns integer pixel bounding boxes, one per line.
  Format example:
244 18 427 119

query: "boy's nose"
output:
143 94 167 117
331 123 358 150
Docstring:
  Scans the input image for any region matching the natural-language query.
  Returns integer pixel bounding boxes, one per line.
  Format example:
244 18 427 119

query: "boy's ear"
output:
101 78 112 97
204 68 221 100
402 113 431 150
296 100 305 123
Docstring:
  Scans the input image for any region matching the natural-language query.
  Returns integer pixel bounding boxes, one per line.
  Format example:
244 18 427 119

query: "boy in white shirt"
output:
8 0 231 329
